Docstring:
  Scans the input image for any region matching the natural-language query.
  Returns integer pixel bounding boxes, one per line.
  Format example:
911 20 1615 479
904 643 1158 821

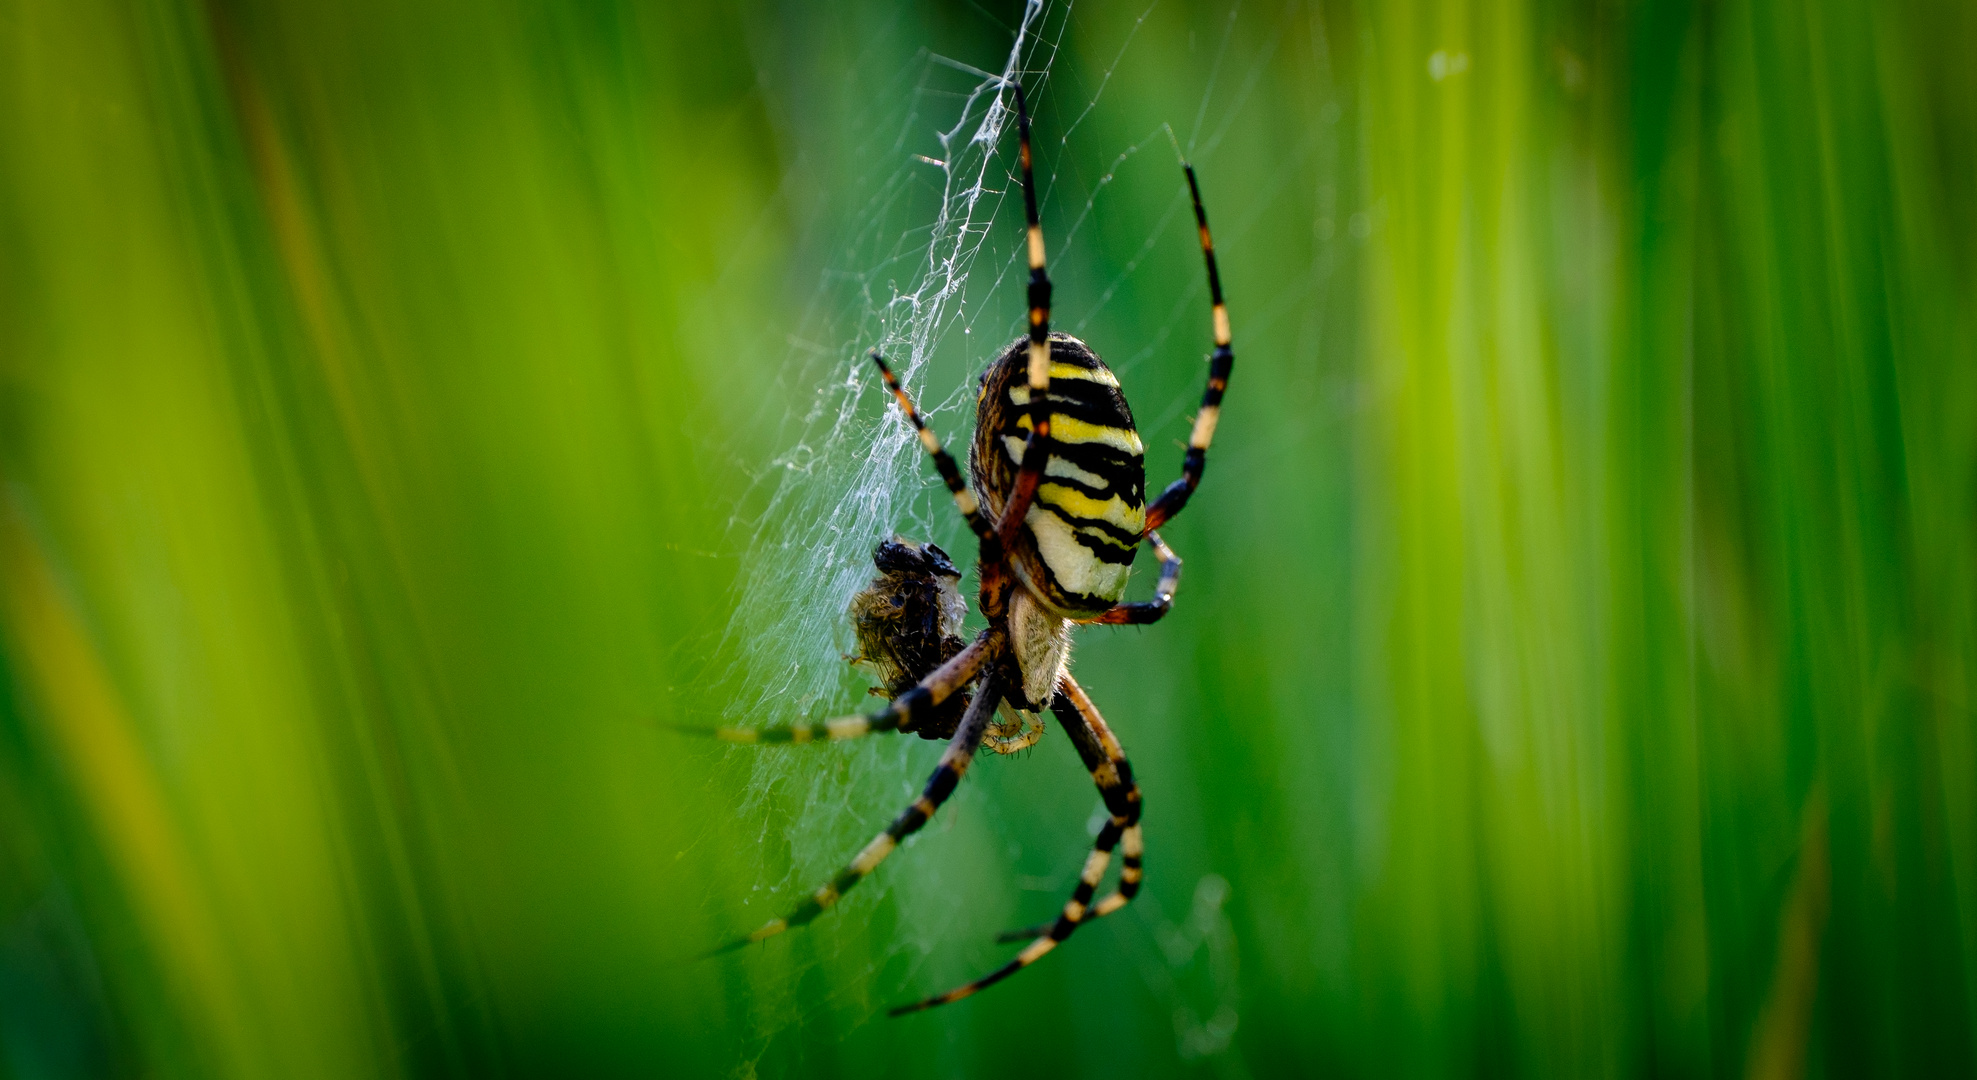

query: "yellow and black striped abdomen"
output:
971 334 1145 618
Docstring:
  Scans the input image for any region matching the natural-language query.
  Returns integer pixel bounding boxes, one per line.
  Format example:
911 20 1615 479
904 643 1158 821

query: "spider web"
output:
719 6 1053 731
706 8 1059 1039
704 0 1280 1056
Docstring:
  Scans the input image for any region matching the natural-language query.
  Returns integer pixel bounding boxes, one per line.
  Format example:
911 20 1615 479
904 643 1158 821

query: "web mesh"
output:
719 6 1054 730
707 6 1060 1039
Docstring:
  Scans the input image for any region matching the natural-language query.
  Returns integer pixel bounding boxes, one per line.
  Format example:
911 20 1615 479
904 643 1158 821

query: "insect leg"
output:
1145 164 1234 532
701 671 1005 957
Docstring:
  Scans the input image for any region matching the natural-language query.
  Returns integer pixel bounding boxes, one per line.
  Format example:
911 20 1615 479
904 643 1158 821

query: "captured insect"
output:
691 83 1235 1015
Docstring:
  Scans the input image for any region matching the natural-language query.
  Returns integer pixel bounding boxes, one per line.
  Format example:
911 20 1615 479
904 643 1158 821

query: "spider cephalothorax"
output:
695 83 1235 1016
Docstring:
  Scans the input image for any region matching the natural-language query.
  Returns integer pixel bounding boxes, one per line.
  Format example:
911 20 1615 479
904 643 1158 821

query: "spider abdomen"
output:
971 334 1146 619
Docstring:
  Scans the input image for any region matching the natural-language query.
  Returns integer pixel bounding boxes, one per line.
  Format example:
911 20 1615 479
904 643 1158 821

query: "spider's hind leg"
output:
993 675 1144 941
672 629 994 745
890 673 1141 1014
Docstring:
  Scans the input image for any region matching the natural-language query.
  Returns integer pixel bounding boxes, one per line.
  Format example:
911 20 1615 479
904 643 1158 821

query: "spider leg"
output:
1144 165 1234 532
702 672 1006 958
995 81 1056 549
674 630 995 744
870 352 994 544
993 674 1144 940
891 673 1141 1014
1054 674 1145 920
1085 531 1182 626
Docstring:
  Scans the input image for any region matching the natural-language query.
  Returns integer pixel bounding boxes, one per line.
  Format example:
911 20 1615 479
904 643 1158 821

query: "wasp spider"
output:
696 83 1234 1015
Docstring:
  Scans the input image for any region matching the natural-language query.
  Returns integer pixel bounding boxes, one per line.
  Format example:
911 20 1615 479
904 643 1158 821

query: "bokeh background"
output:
3 0 1974 1076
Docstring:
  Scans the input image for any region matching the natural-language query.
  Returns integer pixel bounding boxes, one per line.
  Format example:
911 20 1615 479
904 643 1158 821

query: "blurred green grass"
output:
2 0 1973 1077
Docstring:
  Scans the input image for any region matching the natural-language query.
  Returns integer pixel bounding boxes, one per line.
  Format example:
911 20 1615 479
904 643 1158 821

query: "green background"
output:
2 0 1974 1076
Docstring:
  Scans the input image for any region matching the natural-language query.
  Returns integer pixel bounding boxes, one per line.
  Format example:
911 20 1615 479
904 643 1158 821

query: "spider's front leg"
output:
996 673 1143 939
891 673 1142 1014
994 81 1057 551
1144 165 1235 532
700 670 1007 957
